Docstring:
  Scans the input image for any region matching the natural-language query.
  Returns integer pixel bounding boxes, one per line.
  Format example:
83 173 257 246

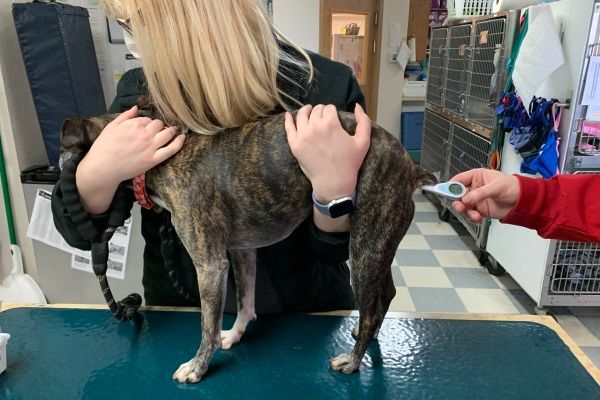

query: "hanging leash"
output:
489 10 530 170
91 226 142 320
60 151 198 320
60 151 141 321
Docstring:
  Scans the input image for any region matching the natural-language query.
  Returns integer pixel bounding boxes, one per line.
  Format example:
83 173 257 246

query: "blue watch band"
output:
312 191 357 217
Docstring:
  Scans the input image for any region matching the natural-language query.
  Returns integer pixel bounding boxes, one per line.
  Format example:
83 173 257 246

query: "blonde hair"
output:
102 0 313 134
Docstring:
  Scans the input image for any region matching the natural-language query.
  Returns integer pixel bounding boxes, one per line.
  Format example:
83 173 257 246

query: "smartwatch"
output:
312 191 357 218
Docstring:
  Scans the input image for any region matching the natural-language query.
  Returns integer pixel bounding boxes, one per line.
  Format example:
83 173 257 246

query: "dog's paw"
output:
221 329 243 350
330 353 360 374
172 359 203 384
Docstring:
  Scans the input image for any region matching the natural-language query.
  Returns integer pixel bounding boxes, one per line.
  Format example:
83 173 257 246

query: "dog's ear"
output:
60 117 89 151
136 95 154 111
60 117 108 152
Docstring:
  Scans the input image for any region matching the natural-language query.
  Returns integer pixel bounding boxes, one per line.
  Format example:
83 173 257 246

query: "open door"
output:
320 0 382 118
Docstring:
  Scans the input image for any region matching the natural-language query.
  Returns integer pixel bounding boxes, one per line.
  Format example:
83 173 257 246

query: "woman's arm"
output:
451 168 600 242
503 174 600 242
285 103 370 233
76 106 184 213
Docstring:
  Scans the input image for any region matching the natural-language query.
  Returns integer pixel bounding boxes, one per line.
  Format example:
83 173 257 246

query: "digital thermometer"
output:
421 182 467 201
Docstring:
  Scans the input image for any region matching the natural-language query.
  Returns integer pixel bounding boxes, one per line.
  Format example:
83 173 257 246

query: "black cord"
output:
61 152 141 321
92 227 142 321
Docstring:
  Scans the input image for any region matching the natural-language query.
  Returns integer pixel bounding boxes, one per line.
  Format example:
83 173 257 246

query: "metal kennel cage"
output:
420 110 452 180
549 241 600 296
421 12 518 249
464 17 506 128
425 13 517 130
541 239 600 307
426 27 448 108
447 125 491 179
420 106 493 245
444 24 472 115
444 124 491 241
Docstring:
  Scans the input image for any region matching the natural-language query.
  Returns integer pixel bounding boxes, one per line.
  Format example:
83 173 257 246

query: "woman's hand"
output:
451 168 521 223
285 103 371 232
285 103 370 202
76 106 186 214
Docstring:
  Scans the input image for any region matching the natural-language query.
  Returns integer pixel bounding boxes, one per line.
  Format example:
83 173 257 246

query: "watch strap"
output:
312 191 357 217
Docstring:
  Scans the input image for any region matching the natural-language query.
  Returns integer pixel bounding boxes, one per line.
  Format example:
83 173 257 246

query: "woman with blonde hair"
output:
52 0 369 337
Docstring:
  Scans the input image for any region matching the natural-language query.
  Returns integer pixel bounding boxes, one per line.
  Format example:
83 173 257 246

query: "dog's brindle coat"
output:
60 110 436 383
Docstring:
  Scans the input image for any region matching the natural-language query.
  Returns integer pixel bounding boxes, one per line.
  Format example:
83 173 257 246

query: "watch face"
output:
329 199 354 218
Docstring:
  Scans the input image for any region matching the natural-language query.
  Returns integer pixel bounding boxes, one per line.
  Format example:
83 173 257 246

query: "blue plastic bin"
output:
401 112 424 150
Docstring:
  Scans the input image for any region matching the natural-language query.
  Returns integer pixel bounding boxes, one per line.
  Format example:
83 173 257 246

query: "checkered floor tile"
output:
387 192 600 370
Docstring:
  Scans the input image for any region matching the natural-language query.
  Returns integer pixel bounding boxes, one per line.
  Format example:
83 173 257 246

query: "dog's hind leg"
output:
331 195 412 374
330 134 415 374
351 270 396 341
221 249 257 349
169 219 229 383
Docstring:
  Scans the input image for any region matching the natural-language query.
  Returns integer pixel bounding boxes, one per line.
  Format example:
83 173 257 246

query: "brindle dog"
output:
59 109 436 384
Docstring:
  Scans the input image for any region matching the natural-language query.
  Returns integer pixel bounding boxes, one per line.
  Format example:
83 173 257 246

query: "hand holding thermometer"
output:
421 182 467 201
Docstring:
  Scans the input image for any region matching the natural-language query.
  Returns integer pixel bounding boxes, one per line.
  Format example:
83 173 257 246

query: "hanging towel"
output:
512 5 564 113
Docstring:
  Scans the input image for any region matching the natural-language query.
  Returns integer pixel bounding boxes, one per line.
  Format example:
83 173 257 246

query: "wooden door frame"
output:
319 0 383 118
371 0 383 119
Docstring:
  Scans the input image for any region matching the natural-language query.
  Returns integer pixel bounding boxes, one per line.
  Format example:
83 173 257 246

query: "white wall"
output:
376 0 410 138
0 0 45 280
273 0 320 52
0 68 12 279
273 0 410 137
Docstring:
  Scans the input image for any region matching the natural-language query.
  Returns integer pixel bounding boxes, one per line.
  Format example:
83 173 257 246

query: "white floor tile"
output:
415 202 438 212
398 235 431 250
415 222 458 236
400 267 453 288
388 286 416 312
433 250 481 268
456 288 520 314
555 315 600 347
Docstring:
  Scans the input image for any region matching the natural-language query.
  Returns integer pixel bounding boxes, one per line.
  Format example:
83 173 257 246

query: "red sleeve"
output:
502 174 600 242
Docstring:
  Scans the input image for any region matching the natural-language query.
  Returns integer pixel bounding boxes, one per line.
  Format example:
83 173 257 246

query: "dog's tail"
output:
412 163 437 191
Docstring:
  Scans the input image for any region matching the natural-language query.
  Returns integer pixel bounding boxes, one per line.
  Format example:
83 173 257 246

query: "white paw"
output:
221 329 243 350
330 353 359 374
172 359 202 384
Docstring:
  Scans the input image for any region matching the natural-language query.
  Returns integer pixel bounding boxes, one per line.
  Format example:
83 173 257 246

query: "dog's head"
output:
59 97 158 169
59 115 116 170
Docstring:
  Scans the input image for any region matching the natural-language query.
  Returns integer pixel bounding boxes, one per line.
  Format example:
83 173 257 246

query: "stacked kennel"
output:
421 11 519 250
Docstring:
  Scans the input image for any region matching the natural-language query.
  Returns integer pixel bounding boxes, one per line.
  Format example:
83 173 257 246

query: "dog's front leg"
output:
169 218 229 383
221 249 257 349
172 254 228 383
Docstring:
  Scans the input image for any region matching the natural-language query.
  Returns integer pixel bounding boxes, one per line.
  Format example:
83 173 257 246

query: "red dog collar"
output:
132 173 154 209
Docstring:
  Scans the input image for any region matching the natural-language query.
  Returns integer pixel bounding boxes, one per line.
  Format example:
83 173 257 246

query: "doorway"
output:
320 0 382 117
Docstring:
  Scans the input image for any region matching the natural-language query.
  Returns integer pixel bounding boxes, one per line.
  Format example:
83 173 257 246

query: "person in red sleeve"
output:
450 168 600 243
